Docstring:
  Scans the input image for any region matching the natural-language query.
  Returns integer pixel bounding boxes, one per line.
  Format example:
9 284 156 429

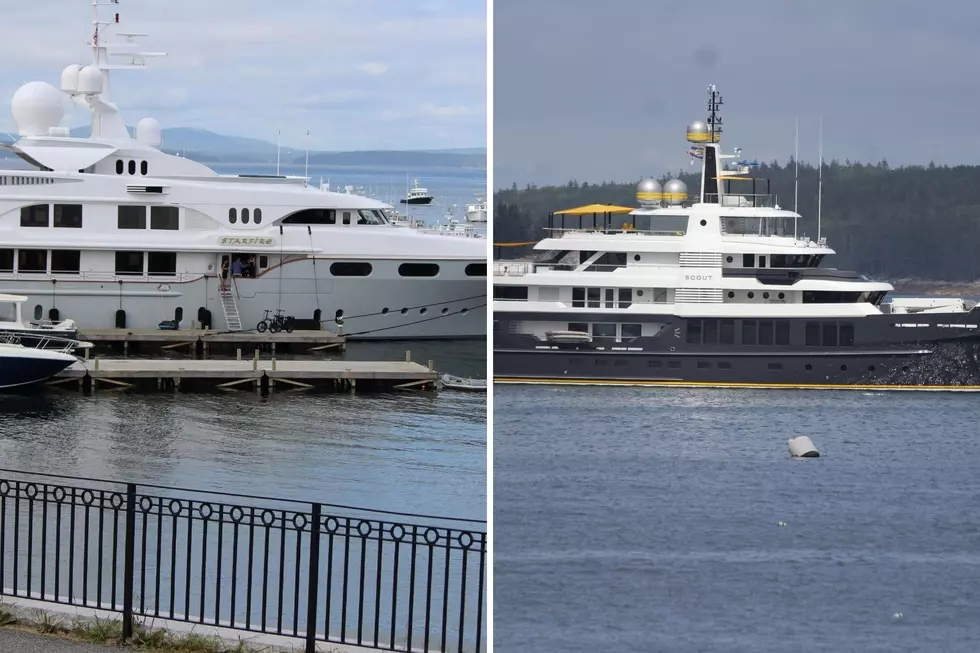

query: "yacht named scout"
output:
0 2 486 339
493 86 980 389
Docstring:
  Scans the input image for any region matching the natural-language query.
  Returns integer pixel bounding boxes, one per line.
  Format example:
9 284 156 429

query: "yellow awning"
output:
553 203 635 215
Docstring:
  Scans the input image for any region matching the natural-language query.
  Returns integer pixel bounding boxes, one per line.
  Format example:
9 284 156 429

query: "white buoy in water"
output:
788 436 820 458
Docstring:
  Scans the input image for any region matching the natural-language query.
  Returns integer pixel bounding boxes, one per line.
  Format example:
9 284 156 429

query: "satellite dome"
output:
11 81 65 137
686 120 718 144
77 65 103 95
663 179 688 204
136 117 162 146
60 64 83 93
635 178 663 207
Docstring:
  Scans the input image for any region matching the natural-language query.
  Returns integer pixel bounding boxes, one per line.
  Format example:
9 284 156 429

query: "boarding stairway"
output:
219 277 243 332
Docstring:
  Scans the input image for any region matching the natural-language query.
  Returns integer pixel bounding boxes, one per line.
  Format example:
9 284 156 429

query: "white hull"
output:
0 260 485 339
465 206 487 223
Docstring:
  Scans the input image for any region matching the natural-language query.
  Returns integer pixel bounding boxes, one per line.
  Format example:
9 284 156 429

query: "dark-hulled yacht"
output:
493 86 980 390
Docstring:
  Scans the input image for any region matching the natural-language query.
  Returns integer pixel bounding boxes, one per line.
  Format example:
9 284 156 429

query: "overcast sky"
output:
494 0 980 187
0 0 485 150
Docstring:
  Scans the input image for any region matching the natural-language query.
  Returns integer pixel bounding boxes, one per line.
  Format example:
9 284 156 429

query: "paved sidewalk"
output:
0 629 120 652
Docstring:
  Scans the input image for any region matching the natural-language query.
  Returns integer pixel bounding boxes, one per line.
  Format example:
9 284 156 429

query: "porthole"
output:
461 308 469 314
778 292 785 300
254 208 262 224
637 290 644 297
128 160 136 175
441 307 448 314
726 256 733 263
763 292 770 299
381 308 389 315
868 365 876 372
242 208 250 224
727 291 735 298
229 208 237 224
633 254 641 262
747 292 754 299
420 307 427 315
840 364 848 371
115 159 124 175
400 308 408 315
804 364 813 371
140 160 148 175
699 219 707 226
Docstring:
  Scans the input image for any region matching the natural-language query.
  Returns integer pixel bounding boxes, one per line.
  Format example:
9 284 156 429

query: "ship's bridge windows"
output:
635 214 689 235
51 250 80 274
802 291 863 303
20 204 49 227
115 251 145 275
0 249 12 272
53 204 83 228
493 285 528 301
118 205 147 229
724 215 794 236
356 209 386 225
281 208 336 225
150 206 179 230
17 249 47 273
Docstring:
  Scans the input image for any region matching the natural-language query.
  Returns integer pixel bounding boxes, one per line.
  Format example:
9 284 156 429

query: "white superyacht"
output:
0 2 487 339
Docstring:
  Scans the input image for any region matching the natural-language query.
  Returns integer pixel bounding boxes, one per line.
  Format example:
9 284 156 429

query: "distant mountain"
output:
59 126 484 168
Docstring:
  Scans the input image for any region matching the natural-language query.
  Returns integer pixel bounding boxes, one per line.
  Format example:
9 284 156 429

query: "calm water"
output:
495 386 980 652
0 340 486 521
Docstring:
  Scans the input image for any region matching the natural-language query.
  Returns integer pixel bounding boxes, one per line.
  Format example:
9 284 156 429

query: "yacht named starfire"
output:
493 86 980 389
0 2 486 339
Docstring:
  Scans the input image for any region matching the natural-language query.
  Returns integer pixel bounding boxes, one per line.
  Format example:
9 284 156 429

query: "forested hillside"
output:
494 161 980 282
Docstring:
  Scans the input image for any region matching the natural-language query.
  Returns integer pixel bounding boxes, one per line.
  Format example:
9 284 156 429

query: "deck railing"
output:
0 469 486 653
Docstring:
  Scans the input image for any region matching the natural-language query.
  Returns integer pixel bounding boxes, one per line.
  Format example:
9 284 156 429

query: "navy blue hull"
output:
0 356 74 391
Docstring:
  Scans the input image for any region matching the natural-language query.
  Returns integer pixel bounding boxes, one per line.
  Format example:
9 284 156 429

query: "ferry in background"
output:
493 85 980 389
400 180 435 205
0 2 486 340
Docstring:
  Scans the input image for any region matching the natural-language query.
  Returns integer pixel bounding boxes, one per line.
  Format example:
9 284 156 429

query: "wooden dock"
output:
49 356 436 394
76 328 345 357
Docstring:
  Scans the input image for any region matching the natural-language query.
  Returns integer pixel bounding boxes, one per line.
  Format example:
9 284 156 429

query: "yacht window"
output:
591 323 617 341
150 206 179 230
254 208 262 224
229 208 237 224
20 204 49 228
586 287 600 308
148 252 177 275
0 301 14 321
0 249 12 272
618 288 632 308
604 289 615 308
465 263 487 277
282 208 336 225
568 322 589 334
759 320 774 346
140 161 148 175
586 252 627 272
686 319 702 344
115 251 144 275
343 211 351 225
775 321 791 346
330 261 372 276
840 323 855 346
770 254 787 268
805 322 820 346
128 160 136 175
259 255 268 268
822 322 838 347
17 249 47 273
53 204 83 228
742 320 757 345
118 205 147 229
242 208 250 224
639 215 688 235
356 209 385 225
493 285 528 300
621 323 642 340
720 319 735 345
703 319 719 345
758 256 767 268
50 250 80 274
572 287 585 308
373 210 389 224
399 263 439 277
742 253 755 267
115 159 124 175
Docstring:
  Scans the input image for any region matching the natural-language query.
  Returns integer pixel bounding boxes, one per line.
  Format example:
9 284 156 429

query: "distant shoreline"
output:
892 280 980 296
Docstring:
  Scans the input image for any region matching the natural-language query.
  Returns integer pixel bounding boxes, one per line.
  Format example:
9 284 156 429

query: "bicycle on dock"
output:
256 308 295 334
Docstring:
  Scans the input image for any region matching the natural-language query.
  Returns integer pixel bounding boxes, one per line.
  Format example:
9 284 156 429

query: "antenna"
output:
817 116 823 243
304 128 310 179
794 115 799 238
276 128 281 176
706 84 723 142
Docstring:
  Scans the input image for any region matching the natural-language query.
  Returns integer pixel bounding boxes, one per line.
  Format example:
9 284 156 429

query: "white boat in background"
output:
465 195 487 223
0 293 79 346
439 373 487 392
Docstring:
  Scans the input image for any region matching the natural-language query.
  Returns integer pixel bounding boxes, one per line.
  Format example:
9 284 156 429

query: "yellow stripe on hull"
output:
493 377 980 392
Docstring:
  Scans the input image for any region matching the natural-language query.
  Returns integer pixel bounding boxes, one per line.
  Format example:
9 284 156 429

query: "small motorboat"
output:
399 179 434 205
0 335 79 390
439 374 487 392
0 293 78 347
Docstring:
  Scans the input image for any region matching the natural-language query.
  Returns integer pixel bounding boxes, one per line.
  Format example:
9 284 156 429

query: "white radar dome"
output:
77 65 103 95
11 81 65 137
136 117 162 146
60 64 83 93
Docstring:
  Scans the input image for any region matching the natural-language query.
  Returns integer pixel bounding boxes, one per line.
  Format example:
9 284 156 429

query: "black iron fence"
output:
0 469 486 653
